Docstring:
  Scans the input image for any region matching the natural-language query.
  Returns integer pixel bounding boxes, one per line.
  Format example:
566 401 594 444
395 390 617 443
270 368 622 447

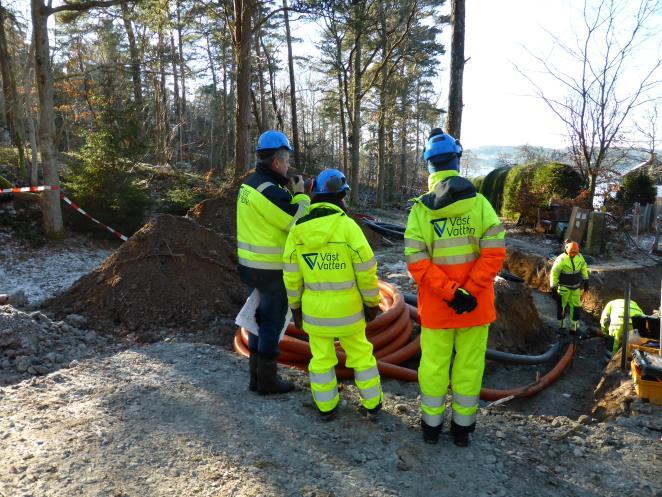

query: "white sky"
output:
437 0 662 149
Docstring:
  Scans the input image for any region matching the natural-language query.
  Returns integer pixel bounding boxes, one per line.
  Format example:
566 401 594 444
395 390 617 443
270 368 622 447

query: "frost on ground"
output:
0 342 660 497
0 237 113 307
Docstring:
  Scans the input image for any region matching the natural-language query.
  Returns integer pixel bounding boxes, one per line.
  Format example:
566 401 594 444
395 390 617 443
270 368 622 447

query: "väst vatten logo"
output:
302 252 347 270
431 216 475 237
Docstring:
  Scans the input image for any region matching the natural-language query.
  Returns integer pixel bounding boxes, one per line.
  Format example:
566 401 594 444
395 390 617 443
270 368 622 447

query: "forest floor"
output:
1 204 661 497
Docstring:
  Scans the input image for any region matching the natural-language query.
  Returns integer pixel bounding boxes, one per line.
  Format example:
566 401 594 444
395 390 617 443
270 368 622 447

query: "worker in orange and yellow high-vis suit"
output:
283 169 382 421
404 128 506 447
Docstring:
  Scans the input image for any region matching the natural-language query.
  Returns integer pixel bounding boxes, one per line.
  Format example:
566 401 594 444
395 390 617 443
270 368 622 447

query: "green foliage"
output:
62 127 150 236
479 166 511 215
471 176 485 192
616 170 656 206
159 186 204 215
530 163 584 203
502 162 585 222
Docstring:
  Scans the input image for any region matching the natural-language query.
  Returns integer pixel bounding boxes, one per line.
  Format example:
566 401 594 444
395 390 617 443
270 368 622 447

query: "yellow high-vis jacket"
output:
283 202 380 337
550 253 589 290
236 168 310 271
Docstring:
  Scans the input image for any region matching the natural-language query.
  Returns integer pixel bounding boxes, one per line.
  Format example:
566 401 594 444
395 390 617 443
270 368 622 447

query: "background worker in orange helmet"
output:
549 240 590 333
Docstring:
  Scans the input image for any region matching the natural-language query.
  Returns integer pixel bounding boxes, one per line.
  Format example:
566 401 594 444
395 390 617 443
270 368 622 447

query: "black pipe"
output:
403 292 560 365
363 220 405 239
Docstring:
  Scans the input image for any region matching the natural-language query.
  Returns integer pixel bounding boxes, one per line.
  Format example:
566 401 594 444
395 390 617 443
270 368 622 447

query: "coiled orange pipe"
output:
233 281 576 400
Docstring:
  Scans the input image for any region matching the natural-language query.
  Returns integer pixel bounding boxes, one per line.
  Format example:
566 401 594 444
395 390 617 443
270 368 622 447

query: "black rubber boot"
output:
318 405 339 422
421 419 442 445
256 355 294 395
450 420 474 448
359 402 382 422
249 354 258 392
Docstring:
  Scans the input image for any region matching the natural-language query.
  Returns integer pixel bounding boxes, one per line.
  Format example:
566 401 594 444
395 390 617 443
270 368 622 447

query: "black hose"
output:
363 220 405 239
403 292 561 365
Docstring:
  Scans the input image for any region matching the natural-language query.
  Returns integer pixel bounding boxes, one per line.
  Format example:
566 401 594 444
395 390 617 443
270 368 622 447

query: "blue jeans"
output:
246 279 288 357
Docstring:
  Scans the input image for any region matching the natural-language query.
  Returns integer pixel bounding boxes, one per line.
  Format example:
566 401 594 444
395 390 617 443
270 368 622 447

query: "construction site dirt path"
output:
1 341 660 497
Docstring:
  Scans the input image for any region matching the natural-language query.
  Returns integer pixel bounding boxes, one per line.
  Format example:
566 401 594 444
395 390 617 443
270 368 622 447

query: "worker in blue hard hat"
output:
236 130 311 395
283 168 383 421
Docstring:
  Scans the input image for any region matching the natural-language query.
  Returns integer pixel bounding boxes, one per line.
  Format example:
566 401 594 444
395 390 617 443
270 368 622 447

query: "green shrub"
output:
502 164 536 220
159 187 204 215
62 129 151 236
480 166 511 214
471 176 485 192
530 163 584 202
616 170 656 206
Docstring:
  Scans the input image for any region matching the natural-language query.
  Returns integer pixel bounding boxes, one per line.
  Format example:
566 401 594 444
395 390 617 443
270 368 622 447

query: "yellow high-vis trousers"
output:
419 325 488 428
558 286 582 331
308 332 382 413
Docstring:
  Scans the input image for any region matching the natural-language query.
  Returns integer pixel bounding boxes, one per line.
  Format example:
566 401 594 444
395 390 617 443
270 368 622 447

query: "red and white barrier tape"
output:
60 193 128 241
0 185 59 193
2 183 128 242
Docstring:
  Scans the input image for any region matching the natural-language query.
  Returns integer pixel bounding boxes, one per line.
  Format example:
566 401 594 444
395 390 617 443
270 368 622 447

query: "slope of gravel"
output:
1 341 660 497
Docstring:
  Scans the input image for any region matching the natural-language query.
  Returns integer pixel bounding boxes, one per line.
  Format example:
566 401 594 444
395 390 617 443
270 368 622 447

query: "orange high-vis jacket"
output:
404 170 506 329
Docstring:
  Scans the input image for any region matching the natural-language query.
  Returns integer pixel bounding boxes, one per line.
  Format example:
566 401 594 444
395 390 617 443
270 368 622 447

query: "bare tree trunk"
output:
283 0 300 168
349 13 362 205
336 43 348 174
29 116 38 185
376 0 387 207
254 30 268 130
0 4 26 173
158 28 169 162
446 0 465 138
121 3 142 109
262 39 284 129
205 32 218 98
170 31 181 162
399 112 407 200
31 0 63 236
233 0 254 180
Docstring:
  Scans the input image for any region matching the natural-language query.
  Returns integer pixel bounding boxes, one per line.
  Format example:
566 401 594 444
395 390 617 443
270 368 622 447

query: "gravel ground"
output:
1 341 661 497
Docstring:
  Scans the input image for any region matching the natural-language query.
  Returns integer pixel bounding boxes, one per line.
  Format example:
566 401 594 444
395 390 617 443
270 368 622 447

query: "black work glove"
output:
292 308 303 329
582 280 589 291
447 288 477 315
364 305 380 322
551 287 559 299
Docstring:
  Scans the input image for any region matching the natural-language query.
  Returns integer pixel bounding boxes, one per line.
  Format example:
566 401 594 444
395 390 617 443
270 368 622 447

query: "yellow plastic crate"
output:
631 360 662 406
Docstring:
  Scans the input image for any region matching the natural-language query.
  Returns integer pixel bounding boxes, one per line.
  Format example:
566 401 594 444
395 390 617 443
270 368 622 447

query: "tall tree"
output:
445 0 464 138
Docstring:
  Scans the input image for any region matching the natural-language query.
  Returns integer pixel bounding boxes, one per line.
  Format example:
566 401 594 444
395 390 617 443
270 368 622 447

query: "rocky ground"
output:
1 207 661 497
1 341 660 497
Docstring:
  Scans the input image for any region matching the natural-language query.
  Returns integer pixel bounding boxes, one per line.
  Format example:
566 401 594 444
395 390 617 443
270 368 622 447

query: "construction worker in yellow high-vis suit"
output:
283 169 382 421
600 299 645 354
550 241 589 333
405 129 506 447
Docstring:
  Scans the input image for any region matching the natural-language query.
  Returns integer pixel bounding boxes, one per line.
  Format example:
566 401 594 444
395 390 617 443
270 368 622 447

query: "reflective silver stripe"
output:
238 258 283 270
432 236 479 249
305 281 356 291
404 238 427 250
256 182 274 193
405 252 429 263
283 263 299 272
358 385 381 400
302 311 364 326
286 288 302 298
354 366 379 382
483 224 505 237
432 253 478 265
452 392 479 408
422 412 443 427
421 393 446 408
237 242 284 255
310 370 336 384
479 239 506 249
452 410 477 427
353 257 377 272
359 287 380 298
312 387 338 403
286 204 307 230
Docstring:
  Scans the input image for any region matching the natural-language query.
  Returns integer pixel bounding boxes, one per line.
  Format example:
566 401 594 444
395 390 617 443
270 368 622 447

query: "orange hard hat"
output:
565 241 580 256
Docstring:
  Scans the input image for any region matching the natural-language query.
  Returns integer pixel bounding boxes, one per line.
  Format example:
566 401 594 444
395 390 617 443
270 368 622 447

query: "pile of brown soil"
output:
46 215 245 339
490 277 549 352
503 247 552 292
187 182 241 237
591 350 635 419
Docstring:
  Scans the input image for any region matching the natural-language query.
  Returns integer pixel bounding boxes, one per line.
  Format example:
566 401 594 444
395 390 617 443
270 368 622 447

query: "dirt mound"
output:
46 215 245 339
187 187 239 237
490 277 549 352
591 350 636 419
503 247 552 292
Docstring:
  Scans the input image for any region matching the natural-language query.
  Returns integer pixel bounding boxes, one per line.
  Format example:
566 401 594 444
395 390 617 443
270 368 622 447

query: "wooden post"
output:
621 283 631 371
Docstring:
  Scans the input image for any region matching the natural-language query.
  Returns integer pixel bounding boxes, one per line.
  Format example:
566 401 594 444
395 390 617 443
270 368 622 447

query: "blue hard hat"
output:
313 169 350 195
423 129 462 163
256 130 294 152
